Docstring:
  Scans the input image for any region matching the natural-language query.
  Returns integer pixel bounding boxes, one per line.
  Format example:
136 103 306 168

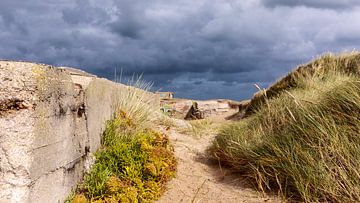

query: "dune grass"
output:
209 53 360 202
242 52 360 117
179 119 219 138
114 77 158 131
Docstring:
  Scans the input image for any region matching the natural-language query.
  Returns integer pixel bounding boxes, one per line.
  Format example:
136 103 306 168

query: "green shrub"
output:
70 111 176 203
210 57 360 202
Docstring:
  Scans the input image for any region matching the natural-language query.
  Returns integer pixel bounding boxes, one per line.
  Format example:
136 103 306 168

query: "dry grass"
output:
116 76 180 132
155 114 176 129
209 52 360 202
179 119 219 138
114 77 159 132
242 51 360 118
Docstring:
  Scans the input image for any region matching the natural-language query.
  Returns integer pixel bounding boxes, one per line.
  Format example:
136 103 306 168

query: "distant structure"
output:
184 102 204 120
156 91 174 99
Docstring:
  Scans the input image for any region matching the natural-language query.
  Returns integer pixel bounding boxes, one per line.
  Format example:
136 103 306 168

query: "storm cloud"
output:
262 0 360 9
1 0 360 100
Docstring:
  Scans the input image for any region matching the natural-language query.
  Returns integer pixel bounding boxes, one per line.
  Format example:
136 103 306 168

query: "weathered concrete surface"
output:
0 61 159 202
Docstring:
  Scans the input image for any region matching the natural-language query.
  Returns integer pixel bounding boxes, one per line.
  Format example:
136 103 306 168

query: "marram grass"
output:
244 51 360 117
114 76 158 131
210 53 360 202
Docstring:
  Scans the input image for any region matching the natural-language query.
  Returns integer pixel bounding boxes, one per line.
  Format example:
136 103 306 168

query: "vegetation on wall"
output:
68 78 177 203
69 111 176 203
209 52 360 202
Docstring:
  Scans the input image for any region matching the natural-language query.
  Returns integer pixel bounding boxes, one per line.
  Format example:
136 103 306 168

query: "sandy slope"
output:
157 120 279 203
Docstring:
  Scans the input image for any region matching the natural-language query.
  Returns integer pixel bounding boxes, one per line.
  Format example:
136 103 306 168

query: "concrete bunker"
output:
0 61 159 202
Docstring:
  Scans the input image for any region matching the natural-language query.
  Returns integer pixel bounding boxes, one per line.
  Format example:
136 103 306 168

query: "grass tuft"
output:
180 119 218 138
114 76 158 131
242 51 360 117
209 52 360 202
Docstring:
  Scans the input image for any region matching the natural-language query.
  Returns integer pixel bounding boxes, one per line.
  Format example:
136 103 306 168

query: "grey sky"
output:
1 0 360 100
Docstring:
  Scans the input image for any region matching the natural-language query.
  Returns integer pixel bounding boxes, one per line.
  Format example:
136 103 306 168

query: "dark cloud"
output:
0 0 360 100
262 0 360 9
109 1 149 39
62 0 110 25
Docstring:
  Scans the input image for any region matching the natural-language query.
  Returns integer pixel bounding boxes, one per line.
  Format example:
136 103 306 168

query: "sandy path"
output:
157 120 279 203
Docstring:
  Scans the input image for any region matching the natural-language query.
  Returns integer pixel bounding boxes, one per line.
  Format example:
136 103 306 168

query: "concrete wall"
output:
0 61 159 203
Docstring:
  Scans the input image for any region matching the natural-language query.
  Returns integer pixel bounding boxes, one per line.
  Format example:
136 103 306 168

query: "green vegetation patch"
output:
70 111 177 203
209 54 360 202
